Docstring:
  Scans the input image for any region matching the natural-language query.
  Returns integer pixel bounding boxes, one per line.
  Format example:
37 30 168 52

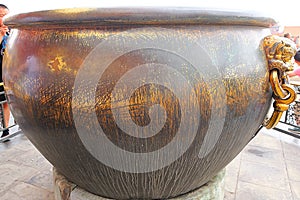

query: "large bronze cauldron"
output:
4 8 275 199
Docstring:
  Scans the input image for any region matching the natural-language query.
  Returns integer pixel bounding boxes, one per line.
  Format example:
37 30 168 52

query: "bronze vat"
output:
4 8 275 199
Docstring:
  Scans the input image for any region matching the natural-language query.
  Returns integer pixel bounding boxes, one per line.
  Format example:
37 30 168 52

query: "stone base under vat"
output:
53 167 225 200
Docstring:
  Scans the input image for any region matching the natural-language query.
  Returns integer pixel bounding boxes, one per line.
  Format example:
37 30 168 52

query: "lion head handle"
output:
263 35 297 79
262 35 297 129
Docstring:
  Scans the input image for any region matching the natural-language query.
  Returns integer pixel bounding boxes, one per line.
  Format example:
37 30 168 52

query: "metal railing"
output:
274 82 300 139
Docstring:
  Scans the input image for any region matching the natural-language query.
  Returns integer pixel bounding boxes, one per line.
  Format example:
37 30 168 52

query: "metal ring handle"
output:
269 70 287 99
273 84 297 105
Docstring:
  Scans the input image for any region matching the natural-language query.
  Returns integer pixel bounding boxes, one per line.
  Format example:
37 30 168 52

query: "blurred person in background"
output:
284 32 293 40
294 36 300 49
0 4 10 139
288 50 300 133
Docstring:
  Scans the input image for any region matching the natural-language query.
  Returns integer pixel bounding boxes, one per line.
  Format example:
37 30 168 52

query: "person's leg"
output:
0 83 8 137
1 102 9 137
3 102 9 126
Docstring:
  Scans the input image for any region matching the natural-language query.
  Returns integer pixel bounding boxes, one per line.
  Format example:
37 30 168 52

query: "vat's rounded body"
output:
4 8 274 199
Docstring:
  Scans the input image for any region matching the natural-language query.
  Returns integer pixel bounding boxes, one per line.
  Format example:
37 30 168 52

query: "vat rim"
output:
4 7 277 29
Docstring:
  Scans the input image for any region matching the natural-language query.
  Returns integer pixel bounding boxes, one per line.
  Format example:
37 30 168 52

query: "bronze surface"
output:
3 8 274 199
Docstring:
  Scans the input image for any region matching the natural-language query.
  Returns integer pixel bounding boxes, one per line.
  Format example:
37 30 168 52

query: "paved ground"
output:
224 127 300 200
0 126 299 200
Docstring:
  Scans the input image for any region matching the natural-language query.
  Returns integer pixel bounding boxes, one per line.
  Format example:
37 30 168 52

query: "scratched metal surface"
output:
3 8 273 199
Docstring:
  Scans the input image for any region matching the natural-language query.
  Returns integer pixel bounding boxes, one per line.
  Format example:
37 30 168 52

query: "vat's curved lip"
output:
4 7 277 29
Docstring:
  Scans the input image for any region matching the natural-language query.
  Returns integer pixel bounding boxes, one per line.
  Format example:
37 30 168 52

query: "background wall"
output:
284 26 300 37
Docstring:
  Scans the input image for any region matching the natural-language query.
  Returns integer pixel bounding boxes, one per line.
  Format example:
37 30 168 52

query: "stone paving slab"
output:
241 144 285 164
290 181 300 200
0 181 54 200
0 161 38 193
247 131 283 150
235 181 293 200
286 159 300 182
25 170 54 192
239 160 290 192
282 142 300 163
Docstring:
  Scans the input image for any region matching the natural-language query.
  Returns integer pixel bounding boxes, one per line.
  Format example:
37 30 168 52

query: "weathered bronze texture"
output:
262 35 297 129
4 8 276 199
